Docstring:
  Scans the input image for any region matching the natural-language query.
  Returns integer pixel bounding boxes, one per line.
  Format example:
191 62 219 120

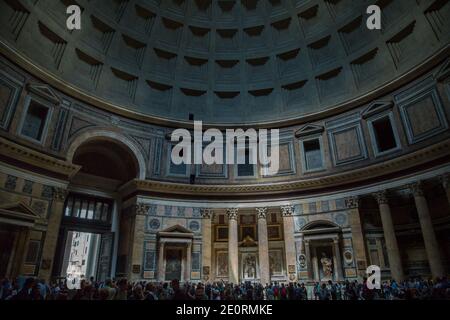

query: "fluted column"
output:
185 242 192 281
345 196 368 279
157 241 165 281
201 208 214 281
440 174 450 208
281 205 297 281
373 191 404 281
127 203 148 282
38 187 68 281
227 208 239 284
304 239 312 280
332 239 343 281
409 182 444 278
256 207 270 285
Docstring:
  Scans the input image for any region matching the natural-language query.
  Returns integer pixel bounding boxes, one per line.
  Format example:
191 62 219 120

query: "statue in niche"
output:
244 255 256 279
320 252 333 279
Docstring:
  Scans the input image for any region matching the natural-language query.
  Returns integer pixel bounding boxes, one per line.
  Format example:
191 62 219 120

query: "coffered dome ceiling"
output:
0 0 448 125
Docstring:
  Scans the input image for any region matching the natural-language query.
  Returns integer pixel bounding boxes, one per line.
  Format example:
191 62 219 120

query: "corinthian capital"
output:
226 208 238 220
135 203 150 215
280 205 294 217
52 188 68 201
256 207 268 219
373 190 389 205
345 196 360 209
200 208 214 219
408 181 424 197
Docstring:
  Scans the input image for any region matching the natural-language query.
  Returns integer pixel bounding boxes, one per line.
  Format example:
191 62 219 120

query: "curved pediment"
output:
158 224 194 239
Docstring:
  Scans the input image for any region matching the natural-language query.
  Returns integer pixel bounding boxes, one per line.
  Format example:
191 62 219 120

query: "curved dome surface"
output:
0 0 448 125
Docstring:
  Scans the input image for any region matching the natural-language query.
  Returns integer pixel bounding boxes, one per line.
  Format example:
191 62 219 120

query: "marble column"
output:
281 205 297 281
440 174 450 208
184 242 192 281
157 241 165 282
38 188 68 281
345 196 368 279
128 203 148 282
256 207 270 285
227 208 239 284
332 239 343 281
304 239 312 280
373 191 404 281
409 182 445 278
201 208 214 281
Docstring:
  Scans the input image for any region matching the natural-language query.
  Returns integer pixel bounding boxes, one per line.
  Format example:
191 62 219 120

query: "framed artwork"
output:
215 225 228 241
267 224 282 240
240 225 256 241
216 251 228 277
269 249 284 276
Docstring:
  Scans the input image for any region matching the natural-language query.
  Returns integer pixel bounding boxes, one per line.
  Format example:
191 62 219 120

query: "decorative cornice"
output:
256 207 268 219
280 205 294 217
408 182 425 197
373 190 389 205
345 196 360 209
200 208 214 219
0 137 80 180
226 208 238 220
119 138 450 198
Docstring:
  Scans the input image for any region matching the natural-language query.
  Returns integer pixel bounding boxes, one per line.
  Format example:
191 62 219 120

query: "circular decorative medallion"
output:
189 220 200 231
149 218 160 230
334 213 347 226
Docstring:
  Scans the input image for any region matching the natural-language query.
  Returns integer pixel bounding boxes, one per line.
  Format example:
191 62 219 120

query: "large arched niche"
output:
66 129 146 188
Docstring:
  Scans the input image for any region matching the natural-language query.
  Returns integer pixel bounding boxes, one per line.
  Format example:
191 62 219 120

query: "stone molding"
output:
256 207 268 219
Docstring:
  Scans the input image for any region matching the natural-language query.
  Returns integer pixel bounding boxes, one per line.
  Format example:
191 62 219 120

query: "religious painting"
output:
316 246 333 281
269 249 284 276
216 251 228 277
267 225 282 240
215 226 228 242
241 252 258 280
165 248 182 281
240 225 256 241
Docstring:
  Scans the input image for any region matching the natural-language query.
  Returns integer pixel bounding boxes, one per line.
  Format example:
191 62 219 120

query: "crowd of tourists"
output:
1 276 449 300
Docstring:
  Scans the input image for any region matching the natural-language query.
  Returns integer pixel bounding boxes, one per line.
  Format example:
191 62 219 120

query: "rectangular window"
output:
237 148 255 177
302 138 323 171
169 145 188 176
20 100 49 141
372 116 397 153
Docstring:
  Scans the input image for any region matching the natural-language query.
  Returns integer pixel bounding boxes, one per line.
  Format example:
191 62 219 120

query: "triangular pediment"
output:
0 202 39 217
0 202 39 226
362 100 393 119
436 59 450 82
26 83 61 104
295 124 324 138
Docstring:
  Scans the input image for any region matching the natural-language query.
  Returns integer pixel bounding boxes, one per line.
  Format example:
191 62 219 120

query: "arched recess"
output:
66 128 146 180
